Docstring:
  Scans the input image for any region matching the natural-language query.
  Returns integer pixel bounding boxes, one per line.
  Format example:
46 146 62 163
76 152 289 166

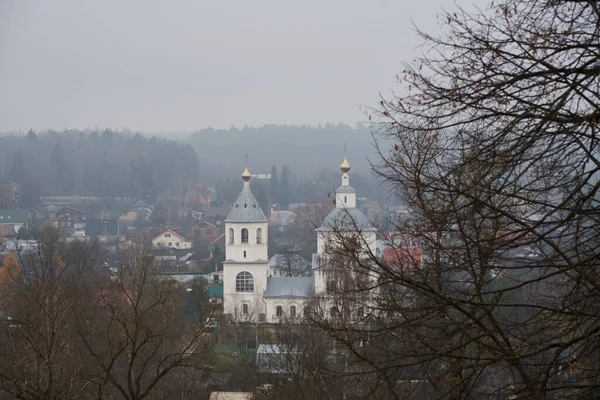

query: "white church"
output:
222 153 377 322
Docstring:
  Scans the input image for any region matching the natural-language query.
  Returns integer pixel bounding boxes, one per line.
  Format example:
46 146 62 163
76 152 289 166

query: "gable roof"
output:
57 206 88 215
85 220 119 236
0 209 30 225
204 206 231 218
154 229 190 243
316 207 376 232
263 277 314 298
269 211 296 227
383 247 422 266
225 187 268 223
132 199 151 209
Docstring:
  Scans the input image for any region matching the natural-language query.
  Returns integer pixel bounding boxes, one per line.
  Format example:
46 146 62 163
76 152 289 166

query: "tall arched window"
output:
330 306 338 319
242 304 249 315
229 228 234 244
241 228 249 243
276 305 283 318
290 306 296 318
256 227 262 244
236 271 254 292
357 307 365 320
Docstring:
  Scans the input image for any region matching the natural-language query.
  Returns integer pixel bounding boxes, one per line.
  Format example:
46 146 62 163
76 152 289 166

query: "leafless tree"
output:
270 245 311 277
303 1 600 399
0 228 215 400
70 242 215 400
0 225 102 400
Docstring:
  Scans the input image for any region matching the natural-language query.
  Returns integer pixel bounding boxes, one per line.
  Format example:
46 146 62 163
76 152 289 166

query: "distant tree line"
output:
188 123 387 182
0 130 200 207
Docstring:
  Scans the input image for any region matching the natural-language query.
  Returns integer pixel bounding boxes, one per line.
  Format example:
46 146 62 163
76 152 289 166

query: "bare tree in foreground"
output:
300 1 600 399
0 228 215 400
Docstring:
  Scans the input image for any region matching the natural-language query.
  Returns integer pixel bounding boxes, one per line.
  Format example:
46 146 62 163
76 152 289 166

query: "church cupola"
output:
336 148 356 208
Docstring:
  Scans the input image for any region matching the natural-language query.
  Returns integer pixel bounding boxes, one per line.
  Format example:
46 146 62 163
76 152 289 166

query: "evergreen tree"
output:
26 129 37 141
269 164 279 203
50 141 66 180
9 151 26 183
280 165 291 207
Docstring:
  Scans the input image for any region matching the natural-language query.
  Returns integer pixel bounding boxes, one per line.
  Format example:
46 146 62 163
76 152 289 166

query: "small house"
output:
152 229 192 250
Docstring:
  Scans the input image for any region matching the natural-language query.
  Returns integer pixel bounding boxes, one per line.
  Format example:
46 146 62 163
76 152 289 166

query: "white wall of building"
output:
152 231 192 249
264 298 308 323
225 221 268 261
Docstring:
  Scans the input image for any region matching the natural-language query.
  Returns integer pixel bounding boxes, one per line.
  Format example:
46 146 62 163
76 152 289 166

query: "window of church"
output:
236 271 254 292
330 307 338 319
290 306 296 318
241 228 248 243
229 228 234 244
276 305 283 318
243 251 246 258
328 280 338 292
357 307 365 320
256 228 262 244
242 304 249 315
344 196 347 203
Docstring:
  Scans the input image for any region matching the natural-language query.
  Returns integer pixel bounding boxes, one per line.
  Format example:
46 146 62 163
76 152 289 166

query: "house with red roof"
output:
152 229 192 250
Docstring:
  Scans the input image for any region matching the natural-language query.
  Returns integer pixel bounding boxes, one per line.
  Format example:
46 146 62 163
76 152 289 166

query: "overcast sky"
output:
0 0 480 133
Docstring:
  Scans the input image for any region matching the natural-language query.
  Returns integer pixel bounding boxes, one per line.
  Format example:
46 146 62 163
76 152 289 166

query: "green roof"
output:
208 285 223 298
0 209 30 225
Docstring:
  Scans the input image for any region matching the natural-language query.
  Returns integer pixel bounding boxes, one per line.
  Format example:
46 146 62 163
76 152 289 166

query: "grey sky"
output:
0 0 478 133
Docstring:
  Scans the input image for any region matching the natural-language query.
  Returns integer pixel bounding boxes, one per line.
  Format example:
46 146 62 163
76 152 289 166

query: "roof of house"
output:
204 206 231 218
263 277 314 298
383 247 422 265
209 393 252 400
225 187 268 223
0 209 30 225
208 285 224 298
316 207 376 232
132 199 151 209
57 206 88 215
269 211 296 227
153 229 190 243
85 220 119 236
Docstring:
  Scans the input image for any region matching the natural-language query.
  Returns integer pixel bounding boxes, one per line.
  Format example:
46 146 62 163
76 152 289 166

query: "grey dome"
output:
316 207 376 232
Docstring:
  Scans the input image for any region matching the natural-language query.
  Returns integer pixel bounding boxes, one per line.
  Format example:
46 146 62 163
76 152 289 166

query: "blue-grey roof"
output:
316 207 376 232
85 220 119 236
263 277 314 298
335 185 355 194
225 186 268 223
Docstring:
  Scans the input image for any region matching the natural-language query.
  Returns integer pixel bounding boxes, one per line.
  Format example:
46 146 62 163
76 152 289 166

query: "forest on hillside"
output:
0 130 199 206
188 123 385 181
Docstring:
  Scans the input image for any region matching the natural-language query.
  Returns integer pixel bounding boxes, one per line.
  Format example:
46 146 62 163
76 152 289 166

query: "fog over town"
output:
0 0 599 399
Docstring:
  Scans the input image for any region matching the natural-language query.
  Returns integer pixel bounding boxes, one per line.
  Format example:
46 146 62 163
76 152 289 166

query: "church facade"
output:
222 154 376 322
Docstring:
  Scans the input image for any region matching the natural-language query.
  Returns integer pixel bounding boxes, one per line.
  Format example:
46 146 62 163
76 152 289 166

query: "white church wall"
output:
264 298 308 323
223 261 269 321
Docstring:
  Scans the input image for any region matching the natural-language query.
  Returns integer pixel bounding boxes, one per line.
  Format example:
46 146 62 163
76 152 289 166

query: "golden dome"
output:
242 166 251 182
340 156 351 173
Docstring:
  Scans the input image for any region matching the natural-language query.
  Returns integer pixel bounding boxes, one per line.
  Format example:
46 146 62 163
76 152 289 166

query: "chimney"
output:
215 264 218 272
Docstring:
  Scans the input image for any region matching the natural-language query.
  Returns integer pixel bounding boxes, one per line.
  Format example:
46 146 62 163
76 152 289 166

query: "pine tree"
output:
9 151 26 183
280 165 291 207
270 164 279 203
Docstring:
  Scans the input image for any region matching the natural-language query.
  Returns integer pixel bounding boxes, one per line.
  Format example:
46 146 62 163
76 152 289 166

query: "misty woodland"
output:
1 0 599 399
